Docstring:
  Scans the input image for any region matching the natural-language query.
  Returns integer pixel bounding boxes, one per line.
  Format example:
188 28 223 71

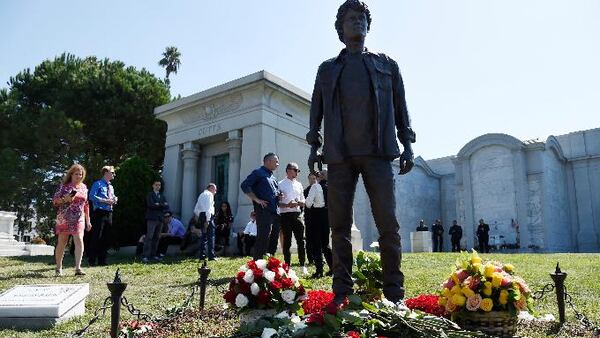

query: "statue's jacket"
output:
306 48 416 165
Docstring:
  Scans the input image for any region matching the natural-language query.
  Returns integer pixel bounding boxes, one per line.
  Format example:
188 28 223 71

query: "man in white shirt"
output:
193 183 217 260
278 162 308 274
305 171 333 278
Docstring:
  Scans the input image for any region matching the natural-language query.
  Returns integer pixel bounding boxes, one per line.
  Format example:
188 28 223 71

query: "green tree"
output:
158 46 182 86
0 53 170 240
111 156 160 247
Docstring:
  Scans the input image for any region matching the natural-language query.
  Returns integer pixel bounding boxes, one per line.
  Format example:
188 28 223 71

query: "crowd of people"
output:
52 158 494 276
415 218 491 253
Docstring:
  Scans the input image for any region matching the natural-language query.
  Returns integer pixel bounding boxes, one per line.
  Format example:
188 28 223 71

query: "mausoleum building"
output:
155 71 600 253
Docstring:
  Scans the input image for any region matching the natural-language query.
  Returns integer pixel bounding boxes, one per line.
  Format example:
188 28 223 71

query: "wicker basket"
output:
453 311 517 337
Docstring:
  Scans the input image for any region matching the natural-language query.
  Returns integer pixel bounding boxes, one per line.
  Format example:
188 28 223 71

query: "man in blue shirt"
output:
157 211 186 257
240 153 280 260
88 165 117 266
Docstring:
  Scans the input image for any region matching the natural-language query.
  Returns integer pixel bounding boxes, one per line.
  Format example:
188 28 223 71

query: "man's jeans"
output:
199 221 216 259
329 157 405 301
253 207 277 260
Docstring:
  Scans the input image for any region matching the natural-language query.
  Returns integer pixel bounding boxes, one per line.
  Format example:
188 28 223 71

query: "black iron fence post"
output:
198 260 211 310
550 262 567 324
107 269 127 338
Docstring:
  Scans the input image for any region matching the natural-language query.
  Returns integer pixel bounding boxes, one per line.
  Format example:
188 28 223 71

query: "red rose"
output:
267 256 281 269
347 331 360 338
237 271 245 281
297 285 306 296
258 290 270 304
282 262 290 272
306 312 324 325
229 279 236 290
253 268 263 280
247 260 258 270
240 282 251 295
270 281 282 290
224 290 236 304
281 278 293 288
324 300 340 315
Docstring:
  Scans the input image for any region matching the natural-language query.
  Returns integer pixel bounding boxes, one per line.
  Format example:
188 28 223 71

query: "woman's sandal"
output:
74 269 86 276
55 269 62 277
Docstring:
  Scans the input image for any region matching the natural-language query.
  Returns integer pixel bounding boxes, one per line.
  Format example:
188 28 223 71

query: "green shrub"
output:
111 156 160 247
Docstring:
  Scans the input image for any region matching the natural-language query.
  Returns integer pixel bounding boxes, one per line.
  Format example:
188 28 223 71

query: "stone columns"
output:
572 161 599 251
226 130 242 229
181 142 200 224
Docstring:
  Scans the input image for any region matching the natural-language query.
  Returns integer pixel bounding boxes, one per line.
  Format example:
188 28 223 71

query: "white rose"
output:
261 327 277 338
288 270 298 283
278 267 286 276
274 311 290 319
235 294 249 308
239 264 249 273
264 270 276 282
281 290 297 304
251 282 260 296
290 314 301 323
243 269 254 284
293 321 307 331
256 259 267 270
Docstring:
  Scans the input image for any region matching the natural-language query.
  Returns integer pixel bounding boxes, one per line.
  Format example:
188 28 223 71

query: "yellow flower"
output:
471 256 482 265
503 264 514 273
484 264 495 278
451 285 462 295
480 298 494 312
483 282 493 296
499 290 509 305
492 272 503 288
442 288 451 297
452 273 460 285
472 262 482 271
452 294 467 307
438 297 447 306
462 286 475 298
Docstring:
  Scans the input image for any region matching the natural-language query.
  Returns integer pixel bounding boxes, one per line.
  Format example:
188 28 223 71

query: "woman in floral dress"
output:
53 164 91 276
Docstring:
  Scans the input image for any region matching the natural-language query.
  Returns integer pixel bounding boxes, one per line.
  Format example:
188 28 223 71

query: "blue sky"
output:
1 0 599 159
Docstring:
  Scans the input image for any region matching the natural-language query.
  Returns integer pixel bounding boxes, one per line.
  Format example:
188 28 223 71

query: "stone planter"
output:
239 309 277 325
453 311 517 337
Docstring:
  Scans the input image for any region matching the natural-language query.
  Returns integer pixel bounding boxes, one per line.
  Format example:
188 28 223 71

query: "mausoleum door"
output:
213 154 229 207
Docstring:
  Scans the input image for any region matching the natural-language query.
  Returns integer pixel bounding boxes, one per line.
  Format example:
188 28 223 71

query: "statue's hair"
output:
335 0 372 43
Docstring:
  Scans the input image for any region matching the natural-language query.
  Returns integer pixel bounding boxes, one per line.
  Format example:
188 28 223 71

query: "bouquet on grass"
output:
223 256 306 312
439 250 534 317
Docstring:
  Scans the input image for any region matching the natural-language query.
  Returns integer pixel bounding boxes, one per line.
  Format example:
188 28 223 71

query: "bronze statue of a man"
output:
307 0 416 303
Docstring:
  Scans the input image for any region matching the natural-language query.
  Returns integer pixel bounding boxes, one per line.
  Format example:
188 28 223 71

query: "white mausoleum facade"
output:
155 71 600 253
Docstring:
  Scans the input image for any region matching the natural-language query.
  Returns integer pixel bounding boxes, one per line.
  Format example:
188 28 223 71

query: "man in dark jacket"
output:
143 180 169 263
307 0 416 303
449 220 463 252
476 219 490 253
431 219 444 252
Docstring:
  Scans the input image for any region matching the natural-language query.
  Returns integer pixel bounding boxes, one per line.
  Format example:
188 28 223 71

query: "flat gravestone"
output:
0 284 89 329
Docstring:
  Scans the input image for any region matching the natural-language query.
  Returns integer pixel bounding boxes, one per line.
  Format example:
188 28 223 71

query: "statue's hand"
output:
399 150 414 175
308 148 322 174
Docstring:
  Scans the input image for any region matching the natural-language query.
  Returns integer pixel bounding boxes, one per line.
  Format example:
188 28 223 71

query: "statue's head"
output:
335 0 372 43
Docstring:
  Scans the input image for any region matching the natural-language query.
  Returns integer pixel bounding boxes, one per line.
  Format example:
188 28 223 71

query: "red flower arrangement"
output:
302 290 334 315
223 256 305 312
405 294 448 318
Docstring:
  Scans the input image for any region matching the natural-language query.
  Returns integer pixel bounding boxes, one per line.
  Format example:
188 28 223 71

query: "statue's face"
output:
342 8 368 42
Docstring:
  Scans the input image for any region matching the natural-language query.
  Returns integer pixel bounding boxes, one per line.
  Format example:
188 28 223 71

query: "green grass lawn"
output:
0 252 599 337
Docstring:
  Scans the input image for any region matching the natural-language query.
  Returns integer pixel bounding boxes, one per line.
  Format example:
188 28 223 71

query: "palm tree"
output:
158 46 181 86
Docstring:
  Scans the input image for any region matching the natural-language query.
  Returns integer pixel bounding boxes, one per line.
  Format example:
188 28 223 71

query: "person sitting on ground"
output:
237 211 257 256
214 201 234 253
157 211 186 257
